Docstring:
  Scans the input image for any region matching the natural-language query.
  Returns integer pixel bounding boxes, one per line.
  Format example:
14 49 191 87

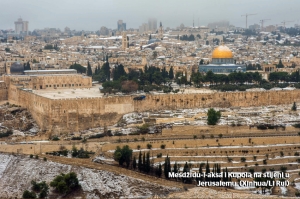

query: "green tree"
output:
70 63 86 74
276 59 284 68
169 66 174 79
205 161 210 182
156 163 162 177
100 61 110 81
292 102 297 111
113 145 133 167
207 108 221 125
138 151 142 171
145 152 151 173
164 155 171 179
132 156 137 170
87 61 93 76
22 190 36 198
50 172 80 195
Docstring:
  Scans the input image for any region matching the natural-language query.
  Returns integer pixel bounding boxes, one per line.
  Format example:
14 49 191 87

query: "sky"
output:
0 0 299 31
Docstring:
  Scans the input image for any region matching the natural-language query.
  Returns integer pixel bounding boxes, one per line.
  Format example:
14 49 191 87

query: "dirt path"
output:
42 155 184 189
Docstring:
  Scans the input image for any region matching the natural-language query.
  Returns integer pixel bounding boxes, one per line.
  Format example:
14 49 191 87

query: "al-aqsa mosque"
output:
199 45 246 73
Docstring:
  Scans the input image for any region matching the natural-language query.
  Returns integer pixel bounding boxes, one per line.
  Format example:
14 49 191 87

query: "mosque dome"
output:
10 62 24 74
212 45 233 59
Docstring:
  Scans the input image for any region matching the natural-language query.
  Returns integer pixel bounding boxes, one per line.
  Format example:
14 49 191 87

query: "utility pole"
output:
260 19 271 30
241 13 257 29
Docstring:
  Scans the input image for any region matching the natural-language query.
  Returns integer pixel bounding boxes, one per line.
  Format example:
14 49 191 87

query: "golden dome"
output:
212 45 233 59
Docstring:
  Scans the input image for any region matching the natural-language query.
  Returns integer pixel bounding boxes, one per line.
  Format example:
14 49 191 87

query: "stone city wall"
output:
0 82 8 101
5 89 300 132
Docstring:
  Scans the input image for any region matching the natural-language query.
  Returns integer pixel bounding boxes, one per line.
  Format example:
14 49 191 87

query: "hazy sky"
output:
1 0 299 31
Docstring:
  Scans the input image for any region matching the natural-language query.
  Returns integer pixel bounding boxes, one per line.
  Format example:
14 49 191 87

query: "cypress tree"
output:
157 163 162 177
87 61 93 76
164 155 170 179
142 152 146 172
199 164 203 182
145 152 150 173
97 64 101 74
26 61 31 70
169 66 174 79
217 164 221 181
167 156 171 178
292 102 297 111
182 162 189 183
205 161 210 182
132 156 136 170
138 151 142 171
101 61 110 81
173 162 178 173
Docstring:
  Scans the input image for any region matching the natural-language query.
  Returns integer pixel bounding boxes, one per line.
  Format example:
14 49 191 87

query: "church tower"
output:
122 32 129 51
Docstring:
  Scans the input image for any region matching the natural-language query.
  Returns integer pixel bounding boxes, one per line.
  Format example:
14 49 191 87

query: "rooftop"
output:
33 85 104 99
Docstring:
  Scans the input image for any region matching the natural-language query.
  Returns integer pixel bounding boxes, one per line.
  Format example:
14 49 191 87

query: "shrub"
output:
137 145 141 150
35 155 39 159
50 172 80 195
280 166 287 173
147 143 152 149
71 136 82 140
218 134 223 138
263 159 267 165
43 157 47 161
241 157 246 162
30 154 33 158
88 133 105 139
193 135 197 139
52 136 60 141
157 153 162 158
0 130 13 138
280 151 284 157
210 135 214 138
22 190 37 199
294 152 299 156
160 144 166 149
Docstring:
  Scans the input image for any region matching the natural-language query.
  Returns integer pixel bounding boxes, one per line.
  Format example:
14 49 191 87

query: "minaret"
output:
193 14 194 28
159 22 163 40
